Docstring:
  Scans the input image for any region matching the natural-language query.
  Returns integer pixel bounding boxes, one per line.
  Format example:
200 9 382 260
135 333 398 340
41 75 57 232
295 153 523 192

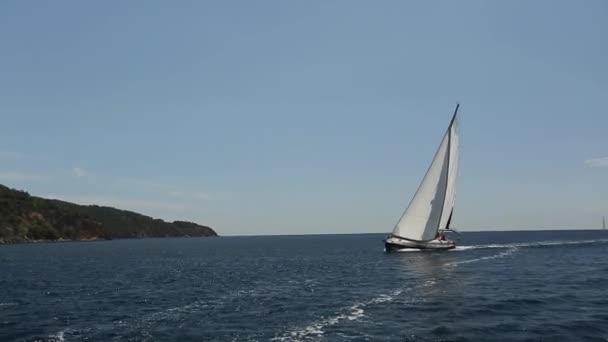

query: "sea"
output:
1 230 607 342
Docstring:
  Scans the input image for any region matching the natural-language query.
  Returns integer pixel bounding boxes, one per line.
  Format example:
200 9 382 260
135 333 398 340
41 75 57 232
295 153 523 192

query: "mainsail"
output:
391 105 460 242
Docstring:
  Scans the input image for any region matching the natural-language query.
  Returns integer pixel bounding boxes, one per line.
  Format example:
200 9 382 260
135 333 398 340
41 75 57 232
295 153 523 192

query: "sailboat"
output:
385 105 460 252
603 216 606 230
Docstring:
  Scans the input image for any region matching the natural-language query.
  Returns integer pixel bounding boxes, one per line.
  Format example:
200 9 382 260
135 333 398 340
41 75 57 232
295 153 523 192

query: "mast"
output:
450 104 459 127
441 104 459 230
445 209 454 230
603 216 606 230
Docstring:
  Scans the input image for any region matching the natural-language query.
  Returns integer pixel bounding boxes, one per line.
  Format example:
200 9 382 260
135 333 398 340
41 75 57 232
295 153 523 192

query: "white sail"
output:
391 108 459 242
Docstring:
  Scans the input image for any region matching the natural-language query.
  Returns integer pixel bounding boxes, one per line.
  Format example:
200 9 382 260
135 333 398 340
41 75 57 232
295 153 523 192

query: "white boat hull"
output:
384 235 455 252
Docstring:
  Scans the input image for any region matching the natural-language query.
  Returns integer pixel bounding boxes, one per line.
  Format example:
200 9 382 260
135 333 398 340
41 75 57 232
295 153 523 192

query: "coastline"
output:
0 235 218 245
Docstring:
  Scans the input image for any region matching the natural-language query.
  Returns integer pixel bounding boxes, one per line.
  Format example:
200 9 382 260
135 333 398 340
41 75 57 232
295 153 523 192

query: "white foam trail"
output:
48 329 66 342
452 244 506 251
446 238 608 271
272 286 418 341
453 238 608 252
396 248 424 253
445 247 519 267
509 238 608 248
272 303 368 341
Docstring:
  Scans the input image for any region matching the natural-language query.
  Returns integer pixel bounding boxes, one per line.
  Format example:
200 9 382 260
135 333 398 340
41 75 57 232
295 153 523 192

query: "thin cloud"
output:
169 189 212 201
169 190 183 197
0 150 23 160
71 167 90 178
166 189 213 201
584 156 608 168
117 177 175 191
0 171 48 182
118 177 212 201
44 194 190 212
193 192 213 201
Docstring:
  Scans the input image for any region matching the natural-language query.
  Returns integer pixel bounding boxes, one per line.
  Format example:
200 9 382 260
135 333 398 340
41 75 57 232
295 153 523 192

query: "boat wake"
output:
452 244 506 251
446 238 608 267
143 288 259 323
274 237 608 340
272 282 435 342
46 329 67 342
454 238 608 251
445 247 519 267
509 238 608 248
43 287 269 342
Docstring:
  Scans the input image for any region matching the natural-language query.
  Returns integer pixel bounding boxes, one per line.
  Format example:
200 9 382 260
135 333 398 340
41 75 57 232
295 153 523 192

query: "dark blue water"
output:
1 231 607 341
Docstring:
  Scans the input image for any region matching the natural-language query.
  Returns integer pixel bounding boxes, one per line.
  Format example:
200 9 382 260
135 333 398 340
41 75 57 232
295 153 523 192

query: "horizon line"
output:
220 228 606 237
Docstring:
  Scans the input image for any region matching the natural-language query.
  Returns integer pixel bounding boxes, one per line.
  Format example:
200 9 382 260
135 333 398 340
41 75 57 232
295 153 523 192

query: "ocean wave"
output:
0 302 18 307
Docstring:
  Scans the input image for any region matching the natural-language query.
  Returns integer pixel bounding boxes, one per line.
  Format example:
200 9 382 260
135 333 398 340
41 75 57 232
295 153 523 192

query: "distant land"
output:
0 184 217 244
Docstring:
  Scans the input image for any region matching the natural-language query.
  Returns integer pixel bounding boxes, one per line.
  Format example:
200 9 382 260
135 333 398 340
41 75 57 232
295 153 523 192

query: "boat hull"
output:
384 236 455 252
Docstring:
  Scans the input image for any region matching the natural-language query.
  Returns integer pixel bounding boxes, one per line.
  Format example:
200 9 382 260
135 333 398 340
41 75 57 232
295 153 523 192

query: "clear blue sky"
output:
1 1 607 235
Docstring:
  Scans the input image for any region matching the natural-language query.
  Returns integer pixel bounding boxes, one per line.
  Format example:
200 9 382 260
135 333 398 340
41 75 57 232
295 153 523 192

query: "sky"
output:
1 0 607 235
